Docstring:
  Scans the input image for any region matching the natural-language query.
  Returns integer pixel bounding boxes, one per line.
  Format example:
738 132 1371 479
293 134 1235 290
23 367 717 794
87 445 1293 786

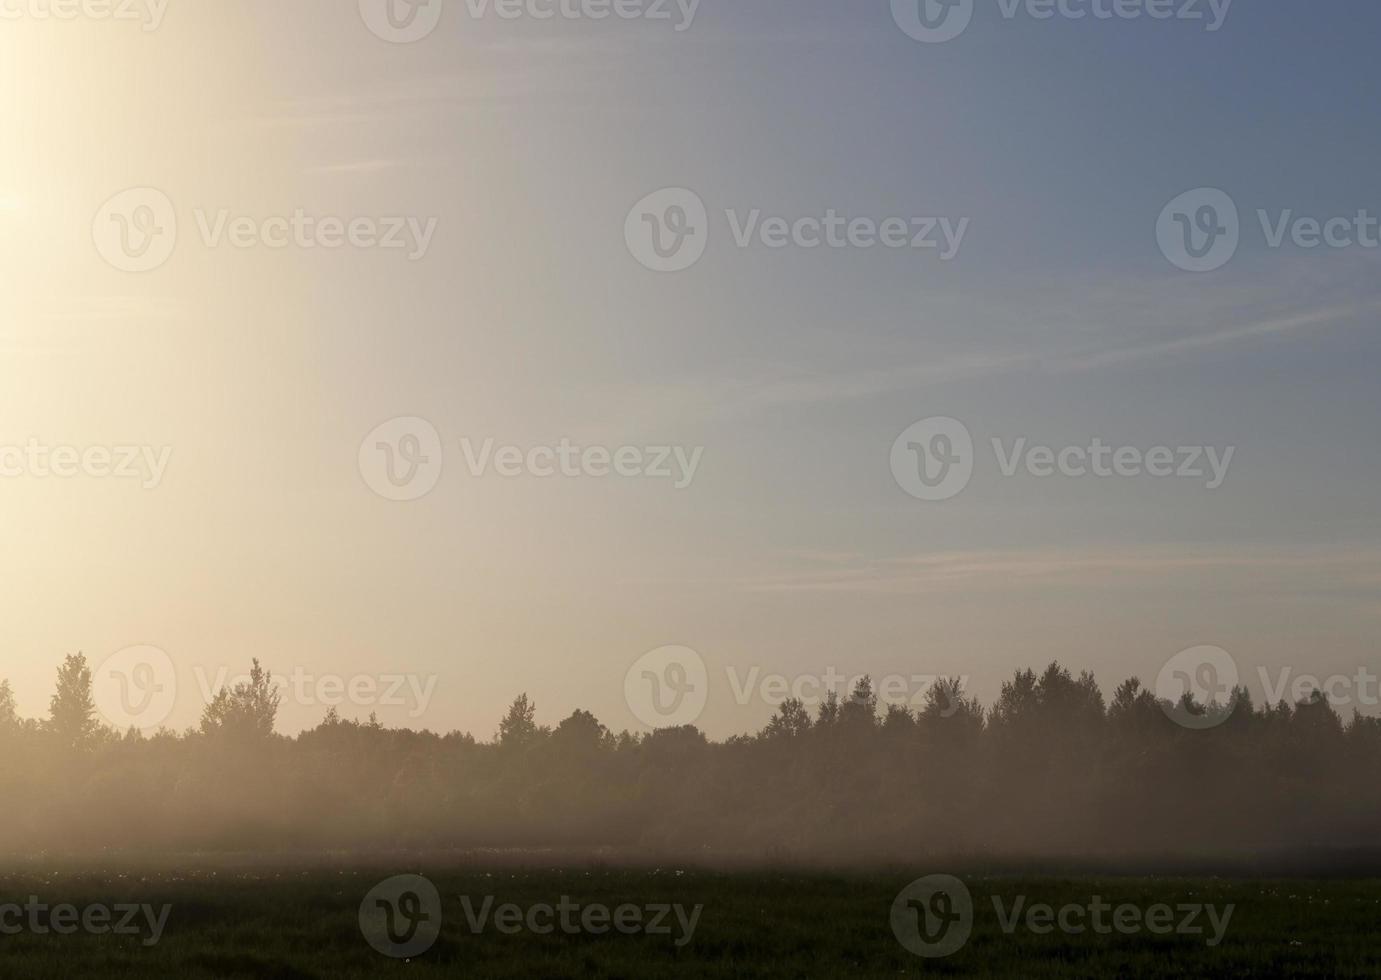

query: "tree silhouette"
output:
0 653 1378 863
763 698 812 739
497 693 543 749
200 659 281 740
48 653 100 751
552 709 607 751
0 679 17 735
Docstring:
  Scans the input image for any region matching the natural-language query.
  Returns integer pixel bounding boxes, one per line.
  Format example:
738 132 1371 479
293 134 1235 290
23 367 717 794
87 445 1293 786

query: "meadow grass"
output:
1 865 1378 978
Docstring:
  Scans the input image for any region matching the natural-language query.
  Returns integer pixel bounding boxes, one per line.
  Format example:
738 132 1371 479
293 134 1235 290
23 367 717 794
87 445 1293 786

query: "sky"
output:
2 0 1380 737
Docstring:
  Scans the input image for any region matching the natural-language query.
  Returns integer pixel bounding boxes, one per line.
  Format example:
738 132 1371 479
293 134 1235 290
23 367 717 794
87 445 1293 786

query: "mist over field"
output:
5 654 1381 874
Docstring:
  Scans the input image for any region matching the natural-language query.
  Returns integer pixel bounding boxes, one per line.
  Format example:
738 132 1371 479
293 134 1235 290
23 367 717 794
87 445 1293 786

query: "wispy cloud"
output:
597 255 1381 431
741 546 1381 597
1048 302 1380 373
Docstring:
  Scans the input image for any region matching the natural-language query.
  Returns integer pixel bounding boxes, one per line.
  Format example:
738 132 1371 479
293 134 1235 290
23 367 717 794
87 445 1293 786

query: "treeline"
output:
2 655 1380 863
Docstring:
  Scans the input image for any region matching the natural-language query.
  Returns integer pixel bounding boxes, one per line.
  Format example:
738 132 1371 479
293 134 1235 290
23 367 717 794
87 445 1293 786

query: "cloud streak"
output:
741 546 1381 597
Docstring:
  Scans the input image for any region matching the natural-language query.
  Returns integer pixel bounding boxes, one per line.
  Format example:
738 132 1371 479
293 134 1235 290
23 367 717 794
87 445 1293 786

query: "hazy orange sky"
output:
3 2 1380 737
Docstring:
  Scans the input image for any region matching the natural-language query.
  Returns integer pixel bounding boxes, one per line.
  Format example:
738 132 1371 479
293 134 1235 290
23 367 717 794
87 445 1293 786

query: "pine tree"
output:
497 693 543 748
49 653 100 750
200 659 282 740
0 679 19 734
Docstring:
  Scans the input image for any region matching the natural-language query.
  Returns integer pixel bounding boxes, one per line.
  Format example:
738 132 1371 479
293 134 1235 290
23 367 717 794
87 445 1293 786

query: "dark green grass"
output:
1 864 1378 978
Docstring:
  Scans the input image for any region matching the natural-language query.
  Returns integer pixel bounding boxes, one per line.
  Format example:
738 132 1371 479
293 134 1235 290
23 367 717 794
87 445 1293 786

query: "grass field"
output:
1 863 1379 978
